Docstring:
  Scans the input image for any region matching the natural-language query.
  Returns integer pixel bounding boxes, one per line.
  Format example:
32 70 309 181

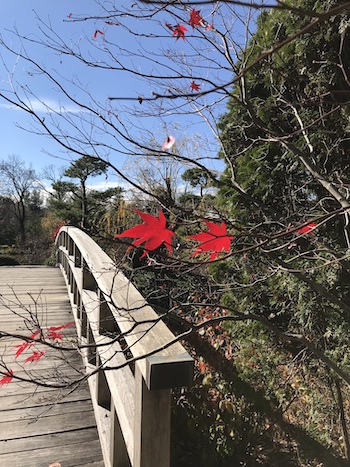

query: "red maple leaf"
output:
190 81 200 91
93 30 104 39
173 24 187 40
115 209 175 258
0 370 13 387
24 351 46 364
13 341 33 359
189 8 203 28
188 220 234 260
296 223 316 235
162 135 176 150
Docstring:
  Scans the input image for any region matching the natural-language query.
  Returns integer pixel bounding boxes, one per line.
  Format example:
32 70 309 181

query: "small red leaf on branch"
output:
188 220 234 260
296 223 316 235
173 24 187 40
13 342 33 359
0 370 13 387
93 30 104 39
162 135 176 150
30 329 42 340
190 81 200 91
25 351 46 364
189 8 203 28
47 330 63 341
48 322 74 332
115 210 175 258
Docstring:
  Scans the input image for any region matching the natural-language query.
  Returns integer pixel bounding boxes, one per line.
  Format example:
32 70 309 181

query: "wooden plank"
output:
0 438 103 467
0 410 97 441
0 426 99 454
0 399 96 422
0 266 104 466
0 386 92 409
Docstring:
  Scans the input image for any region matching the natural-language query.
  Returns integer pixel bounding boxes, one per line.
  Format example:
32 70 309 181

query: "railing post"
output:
133 363 171 467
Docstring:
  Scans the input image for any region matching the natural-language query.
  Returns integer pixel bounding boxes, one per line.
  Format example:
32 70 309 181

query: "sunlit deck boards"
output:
0 266 104 467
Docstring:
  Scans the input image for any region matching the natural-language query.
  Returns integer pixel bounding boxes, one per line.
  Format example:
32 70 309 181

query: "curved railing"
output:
56 226 193 467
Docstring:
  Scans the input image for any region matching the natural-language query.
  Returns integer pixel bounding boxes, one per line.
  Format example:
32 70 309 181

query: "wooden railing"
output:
55 226 193 467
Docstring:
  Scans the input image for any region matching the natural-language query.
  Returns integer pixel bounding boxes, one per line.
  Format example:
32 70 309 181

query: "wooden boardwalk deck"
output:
0 266 104 467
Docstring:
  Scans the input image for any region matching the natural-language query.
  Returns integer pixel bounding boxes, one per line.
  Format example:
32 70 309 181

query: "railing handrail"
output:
56 226 193 467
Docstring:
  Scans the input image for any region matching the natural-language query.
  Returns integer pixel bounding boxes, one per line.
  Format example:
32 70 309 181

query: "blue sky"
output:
1 3 80 171
1 1 123 179
0 1 254 188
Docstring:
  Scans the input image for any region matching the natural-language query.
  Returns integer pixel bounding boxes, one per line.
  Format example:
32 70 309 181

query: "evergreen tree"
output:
214 0 350 452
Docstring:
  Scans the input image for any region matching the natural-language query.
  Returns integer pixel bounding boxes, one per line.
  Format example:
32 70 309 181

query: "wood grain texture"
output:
0 266 104 467
57 226 193 390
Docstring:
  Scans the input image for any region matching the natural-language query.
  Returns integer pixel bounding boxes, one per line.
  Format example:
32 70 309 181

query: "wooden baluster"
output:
133 364 171 467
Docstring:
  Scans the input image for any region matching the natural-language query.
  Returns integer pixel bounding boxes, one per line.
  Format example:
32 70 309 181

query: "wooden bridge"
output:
0 227 193 467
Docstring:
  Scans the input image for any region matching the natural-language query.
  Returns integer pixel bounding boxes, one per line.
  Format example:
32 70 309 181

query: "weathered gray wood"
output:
83 290 135 463
133 365 171 467
56 226 194 467
0 426 100 455
0 266 104 467
0 438 103 467
110 400 131 467
57 227 193 390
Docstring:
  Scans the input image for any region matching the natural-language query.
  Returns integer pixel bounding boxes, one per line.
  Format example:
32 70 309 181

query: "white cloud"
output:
0 98 84 114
